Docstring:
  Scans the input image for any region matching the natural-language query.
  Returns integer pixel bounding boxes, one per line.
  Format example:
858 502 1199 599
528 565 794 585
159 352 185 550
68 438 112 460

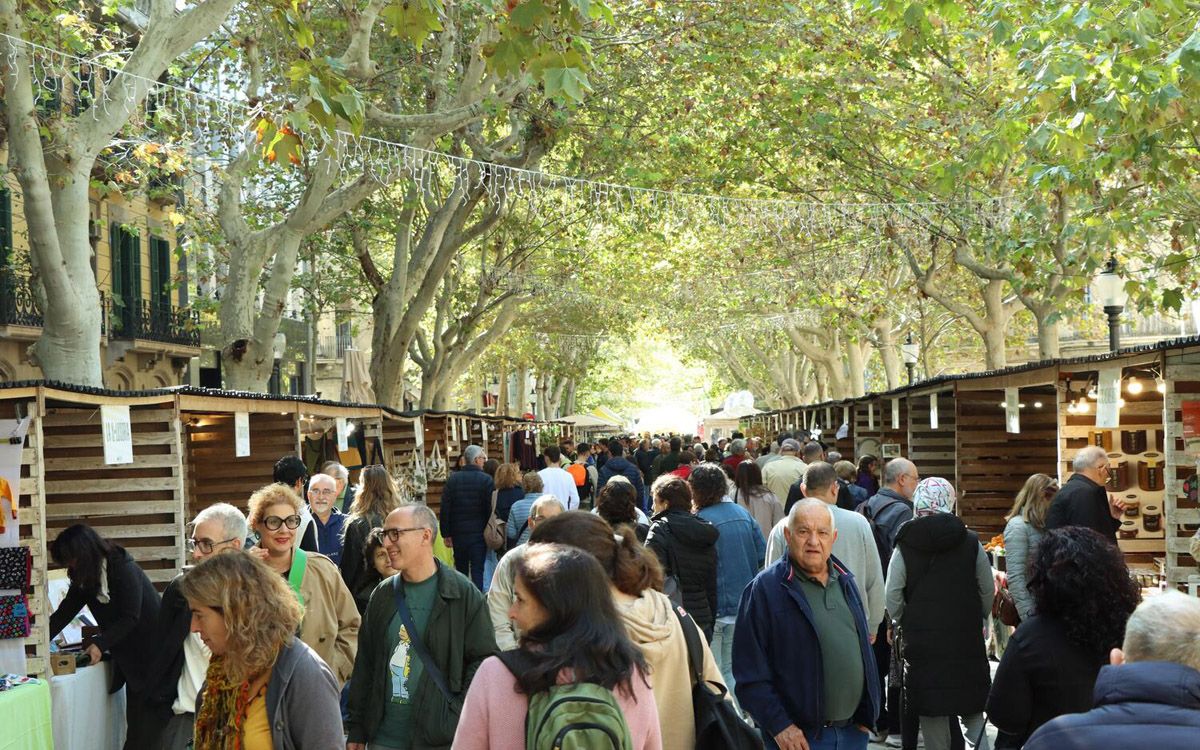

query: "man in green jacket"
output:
346 504 497 750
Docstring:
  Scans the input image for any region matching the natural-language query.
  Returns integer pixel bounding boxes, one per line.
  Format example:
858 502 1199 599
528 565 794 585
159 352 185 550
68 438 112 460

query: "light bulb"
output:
1076 398 1090 414
1067 402 1077 414
1018 403 1027 409
1127 377 1143 395
1157 379 1168 394
1087 386 1098 399
1118 398 1126 408
1033 401 1043 408
998 402 1007 408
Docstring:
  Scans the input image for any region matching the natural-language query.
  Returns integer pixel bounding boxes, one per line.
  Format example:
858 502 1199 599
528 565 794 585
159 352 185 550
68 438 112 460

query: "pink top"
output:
453 655 663 750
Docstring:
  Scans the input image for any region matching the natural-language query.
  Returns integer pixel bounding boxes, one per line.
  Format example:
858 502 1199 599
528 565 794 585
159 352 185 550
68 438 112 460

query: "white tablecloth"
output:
49 662 125 750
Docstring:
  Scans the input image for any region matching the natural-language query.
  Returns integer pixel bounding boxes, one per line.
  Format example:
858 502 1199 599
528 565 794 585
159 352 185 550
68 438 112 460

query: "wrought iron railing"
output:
109 297 200 348
316 332 354 359
0 270 44 328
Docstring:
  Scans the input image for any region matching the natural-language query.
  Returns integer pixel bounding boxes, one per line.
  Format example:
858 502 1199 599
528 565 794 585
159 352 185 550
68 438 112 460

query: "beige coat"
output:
297 551 360 685
617 588 726 750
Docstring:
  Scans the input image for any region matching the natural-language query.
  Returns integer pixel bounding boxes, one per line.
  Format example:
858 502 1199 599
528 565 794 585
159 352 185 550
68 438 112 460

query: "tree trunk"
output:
564 378 577 416
846 340 867 397
815 366 829 404
496 363 509 416
872 318 902 390
516 366 529 415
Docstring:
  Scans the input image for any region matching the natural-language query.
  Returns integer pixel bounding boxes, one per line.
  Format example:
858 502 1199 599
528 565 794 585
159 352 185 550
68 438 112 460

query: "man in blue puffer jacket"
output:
1024 591 1200 750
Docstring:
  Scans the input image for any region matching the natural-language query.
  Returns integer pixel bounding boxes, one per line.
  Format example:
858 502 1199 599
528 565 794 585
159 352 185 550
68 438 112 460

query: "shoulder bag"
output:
672 606 763 749
484 490 506 551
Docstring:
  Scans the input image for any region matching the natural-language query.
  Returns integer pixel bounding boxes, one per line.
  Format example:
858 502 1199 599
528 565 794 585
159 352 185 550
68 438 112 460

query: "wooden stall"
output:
1163 344 1200 585
906 385 956 483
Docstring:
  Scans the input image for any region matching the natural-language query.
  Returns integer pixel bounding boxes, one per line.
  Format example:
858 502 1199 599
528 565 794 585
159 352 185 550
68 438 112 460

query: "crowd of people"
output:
40 433 1200 750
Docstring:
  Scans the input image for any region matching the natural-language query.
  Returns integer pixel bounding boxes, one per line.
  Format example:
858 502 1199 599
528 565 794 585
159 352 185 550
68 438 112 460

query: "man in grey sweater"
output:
766 461 885 636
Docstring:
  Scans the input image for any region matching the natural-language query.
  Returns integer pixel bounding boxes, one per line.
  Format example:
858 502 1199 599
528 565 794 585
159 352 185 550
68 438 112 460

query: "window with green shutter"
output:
0 188 11 270
109 224 142 334
149 235 172 312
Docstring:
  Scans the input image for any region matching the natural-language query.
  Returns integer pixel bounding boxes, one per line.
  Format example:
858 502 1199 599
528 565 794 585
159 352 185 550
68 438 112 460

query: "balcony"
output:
108 297 201 353
316 332 355 360
0 271 44 331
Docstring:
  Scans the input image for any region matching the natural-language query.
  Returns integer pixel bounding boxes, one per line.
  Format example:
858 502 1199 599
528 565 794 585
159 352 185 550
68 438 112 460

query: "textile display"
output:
0 420 29 675
0 675 52 750
0 546 32 589
51 662 126 750
0 594 30 639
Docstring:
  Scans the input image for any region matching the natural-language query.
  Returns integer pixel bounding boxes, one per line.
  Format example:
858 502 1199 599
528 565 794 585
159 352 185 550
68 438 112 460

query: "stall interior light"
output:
1087 385 1098 400
1118 398 1127 408
1076 397 1090 414
1033 401 1043 408
1157 378 1168 394
1067 401 1078 414
1127 376 1143 395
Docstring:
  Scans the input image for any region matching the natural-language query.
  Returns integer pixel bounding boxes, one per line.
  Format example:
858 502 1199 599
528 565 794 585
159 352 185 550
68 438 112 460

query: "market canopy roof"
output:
560 413 621 428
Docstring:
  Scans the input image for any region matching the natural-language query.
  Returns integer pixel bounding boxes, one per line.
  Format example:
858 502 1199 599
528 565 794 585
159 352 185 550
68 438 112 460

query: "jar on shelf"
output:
1089 430 1113 451
1123 496 1140 517
1119 520 1139 539
1138 455 1164 492
1143 505 1162 533
1121 429 1147 455
1107 455 1130 492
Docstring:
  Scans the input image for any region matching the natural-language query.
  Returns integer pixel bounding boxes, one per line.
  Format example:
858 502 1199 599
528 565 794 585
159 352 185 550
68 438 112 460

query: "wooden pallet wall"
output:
423 415 449 515
1164 351 1200 584
907 390 956 482
2 399 48 676
41 405 185 590
184 412 299 519
955 386 1058 539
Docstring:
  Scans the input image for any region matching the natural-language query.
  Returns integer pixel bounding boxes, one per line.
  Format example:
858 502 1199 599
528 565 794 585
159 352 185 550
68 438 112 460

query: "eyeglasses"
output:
529 515 544 523
373 526 425 543
261 515 302 531
187 537 240 555
308 488 338 497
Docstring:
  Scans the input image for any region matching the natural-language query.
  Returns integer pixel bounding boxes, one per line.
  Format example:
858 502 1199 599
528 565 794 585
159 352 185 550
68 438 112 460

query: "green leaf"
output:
543 66 593 104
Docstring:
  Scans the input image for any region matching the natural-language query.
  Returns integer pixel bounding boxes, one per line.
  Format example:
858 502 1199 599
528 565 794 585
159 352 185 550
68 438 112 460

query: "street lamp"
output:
1094 255 1127 352
901 333 920 384
270 332 287 395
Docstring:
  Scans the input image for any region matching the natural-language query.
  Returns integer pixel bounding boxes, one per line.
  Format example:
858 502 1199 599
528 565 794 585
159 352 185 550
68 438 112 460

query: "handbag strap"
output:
490 489 498 515
287 548 308 607
671 605 703 687
392 575 455 706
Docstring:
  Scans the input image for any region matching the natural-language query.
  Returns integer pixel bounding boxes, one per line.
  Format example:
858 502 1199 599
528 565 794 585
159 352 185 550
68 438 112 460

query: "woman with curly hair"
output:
182 551 344 750
594 475 650 541
986 526 1140 748
453 543 661 749
1002 473 1058 622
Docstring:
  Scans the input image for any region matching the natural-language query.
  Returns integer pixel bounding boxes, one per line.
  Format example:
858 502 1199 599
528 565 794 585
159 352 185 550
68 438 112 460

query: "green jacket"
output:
346 560 497 748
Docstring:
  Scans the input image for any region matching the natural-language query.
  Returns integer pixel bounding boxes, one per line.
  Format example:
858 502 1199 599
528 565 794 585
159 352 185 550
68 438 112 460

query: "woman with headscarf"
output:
884 477 995 750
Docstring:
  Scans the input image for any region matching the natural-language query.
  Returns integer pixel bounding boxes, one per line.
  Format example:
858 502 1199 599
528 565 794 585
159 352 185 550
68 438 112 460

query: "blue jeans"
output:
761 725 869 750
482 548 498 593
711 619 739 711
453 533 487 589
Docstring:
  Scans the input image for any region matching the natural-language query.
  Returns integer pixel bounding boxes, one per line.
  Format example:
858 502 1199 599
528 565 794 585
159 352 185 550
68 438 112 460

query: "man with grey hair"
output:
347 503 496 750
485 495 566 648
722 437 749 473
320 460 356 513
763 438 808 501
735 499 879 749
439 444 494 589
1023 591 1200 749
1045 444 1125 539
151 503 249 749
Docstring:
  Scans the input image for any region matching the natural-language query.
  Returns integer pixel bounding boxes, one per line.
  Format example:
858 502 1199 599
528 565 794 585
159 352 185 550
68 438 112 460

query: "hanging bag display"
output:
0 594 30 639
0 546 32 590
428 441 448 482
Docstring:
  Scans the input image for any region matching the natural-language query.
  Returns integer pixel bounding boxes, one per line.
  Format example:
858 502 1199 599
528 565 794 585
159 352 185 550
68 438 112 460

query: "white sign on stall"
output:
1005 387 1021 434
930 393 939 430
481 421 489 445
414 416 425 449
867 403 875 430
234 412 251 457
891 398 900 429
825 407 832 428
101 405 133 465
1096 367 1122 429
842 406 850 428
336 417 349 451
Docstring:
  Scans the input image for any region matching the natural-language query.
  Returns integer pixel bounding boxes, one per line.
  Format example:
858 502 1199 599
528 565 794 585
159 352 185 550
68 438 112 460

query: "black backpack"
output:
858 496 907 569
672 607 764 750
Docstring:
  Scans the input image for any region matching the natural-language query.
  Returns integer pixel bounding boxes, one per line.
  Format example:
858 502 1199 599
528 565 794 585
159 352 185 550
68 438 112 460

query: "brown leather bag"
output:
483 489 506 551
992 585 1021 628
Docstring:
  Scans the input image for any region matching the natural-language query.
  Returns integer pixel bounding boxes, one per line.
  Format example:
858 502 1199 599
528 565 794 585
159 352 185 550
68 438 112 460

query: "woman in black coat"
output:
48 524 164 749
986 527 1140 748
644 473 718 638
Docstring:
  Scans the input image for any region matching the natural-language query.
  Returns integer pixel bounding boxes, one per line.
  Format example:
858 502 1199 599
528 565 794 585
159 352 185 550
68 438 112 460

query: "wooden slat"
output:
45 476 180 494
44 500 180 517
42 453 182 471
46 431 177 448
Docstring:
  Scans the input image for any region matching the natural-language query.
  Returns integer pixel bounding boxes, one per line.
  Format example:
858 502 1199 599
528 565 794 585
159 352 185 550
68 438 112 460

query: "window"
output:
0 187 11 270
109 224 142 334
148 235 172 312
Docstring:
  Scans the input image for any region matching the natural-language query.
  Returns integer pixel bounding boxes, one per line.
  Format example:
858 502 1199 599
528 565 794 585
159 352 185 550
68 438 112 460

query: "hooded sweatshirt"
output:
645 510 720 632
616 588 726 750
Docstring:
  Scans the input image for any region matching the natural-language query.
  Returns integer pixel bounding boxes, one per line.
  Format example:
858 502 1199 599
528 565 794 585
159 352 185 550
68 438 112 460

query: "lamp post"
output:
269 332 287 395
1094 255 1127 352
901 333 920 385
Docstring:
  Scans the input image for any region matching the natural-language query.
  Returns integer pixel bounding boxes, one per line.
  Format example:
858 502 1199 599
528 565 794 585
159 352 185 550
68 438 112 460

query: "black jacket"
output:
439 465 495 539
48 546 161 695
1045 473 1120 539
338 513 385 614
987 614 1105 745
146 572 191 708
894 513 991 716
597 456 645 499
646 509 719 632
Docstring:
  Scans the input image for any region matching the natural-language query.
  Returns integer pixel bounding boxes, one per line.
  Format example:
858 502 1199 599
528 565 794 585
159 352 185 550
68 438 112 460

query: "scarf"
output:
193 657 268 750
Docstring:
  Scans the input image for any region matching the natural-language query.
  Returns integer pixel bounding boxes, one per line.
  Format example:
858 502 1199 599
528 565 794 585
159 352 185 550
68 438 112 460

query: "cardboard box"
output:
50 654 76 676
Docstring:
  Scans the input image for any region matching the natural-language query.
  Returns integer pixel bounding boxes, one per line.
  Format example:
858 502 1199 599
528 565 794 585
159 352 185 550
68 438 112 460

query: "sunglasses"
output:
262 514 302 531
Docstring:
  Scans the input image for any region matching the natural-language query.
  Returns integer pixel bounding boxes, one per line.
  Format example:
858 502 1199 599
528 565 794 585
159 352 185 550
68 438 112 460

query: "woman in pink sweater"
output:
453 544 662 749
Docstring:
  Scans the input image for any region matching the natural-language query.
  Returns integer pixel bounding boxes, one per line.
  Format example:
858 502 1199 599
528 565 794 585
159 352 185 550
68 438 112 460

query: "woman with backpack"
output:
453 543 662 749
532 512 729 750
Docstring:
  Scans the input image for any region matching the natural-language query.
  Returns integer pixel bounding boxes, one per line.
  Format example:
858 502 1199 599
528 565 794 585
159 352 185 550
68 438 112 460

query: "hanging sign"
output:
842 406 850 428
1005 388 1020 434
891 398 900 429
930 393 939 430
481 421 489 445
336 417 349 451
414 416 425 450
867 403 875 430
449 417 458 443
234 412 250 457
1096 367 1121 429
101 405 133 465
825 407 832 429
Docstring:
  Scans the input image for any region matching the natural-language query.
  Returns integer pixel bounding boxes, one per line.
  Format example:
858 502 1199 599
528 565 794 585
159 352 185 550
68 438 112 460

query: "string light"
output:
1127 376 1143 395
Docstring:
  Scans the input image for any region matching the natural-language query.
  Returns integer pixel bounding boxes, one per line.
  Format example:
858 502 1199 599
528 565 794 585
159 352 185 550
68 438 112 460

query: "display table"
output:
50 662 126 750
0 678 53 750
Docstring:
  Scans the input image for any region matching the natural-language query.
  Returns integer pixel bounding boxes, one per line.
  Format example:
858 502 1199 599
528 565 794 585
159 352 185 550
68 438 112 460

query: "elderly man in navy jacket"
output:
734 498 880 750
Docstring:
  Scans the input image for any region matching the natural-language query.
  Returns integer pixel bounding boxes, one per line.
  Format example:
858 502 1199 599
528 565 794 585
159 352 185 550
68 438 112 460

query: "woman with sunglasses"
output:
248 482 361 686
1003 474 1058 623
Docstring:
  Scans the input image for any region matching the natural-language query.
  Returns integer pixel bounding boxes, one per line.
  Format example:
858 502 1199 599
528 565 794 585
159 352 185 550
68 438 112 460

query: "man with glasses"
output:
862 457 919 745
347 504 496 750
1046 444 1125 539
308 473 347 565
149 503 247 750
